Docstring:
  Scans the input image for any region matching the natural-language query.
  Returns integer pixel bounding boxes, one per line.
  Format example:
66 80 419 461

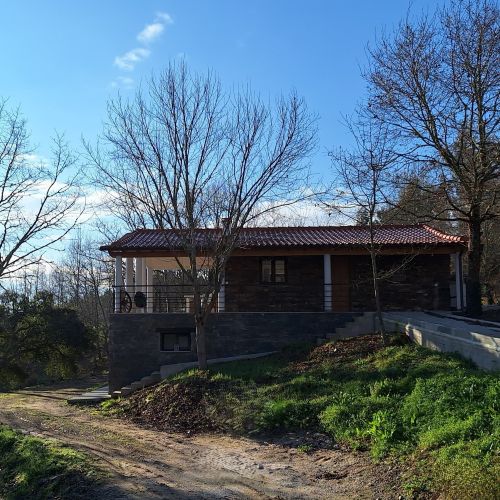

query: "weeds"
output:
113 336 500 499
0 425 101 499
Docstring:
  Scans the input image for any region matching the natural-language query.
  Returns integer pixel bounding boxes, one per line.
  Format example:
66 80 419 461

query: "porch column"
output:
135 257 144 312
324 254 332 312
146 266 153 313
125 257 134 292
218 270 226 312
454 252 464 311
136 257 144 290
114 256 123 313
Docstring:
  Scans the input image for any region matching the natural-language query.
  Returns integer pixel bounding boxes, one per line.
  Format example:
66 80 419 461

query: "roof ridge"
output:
421 224 465 242
130 223 444 232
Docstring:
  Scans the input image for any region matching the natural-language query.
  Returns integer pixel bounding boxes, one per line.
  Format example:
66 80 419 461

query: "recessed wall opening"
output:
159 328 193 352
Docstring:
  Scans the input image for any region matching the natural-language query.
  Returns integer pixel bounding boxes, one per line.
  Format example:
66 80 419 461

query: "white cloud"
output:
113 12 173 72
137 22 165 43
114 48 150 71
110 76 135 89
137 12 173 44
156 12 173 24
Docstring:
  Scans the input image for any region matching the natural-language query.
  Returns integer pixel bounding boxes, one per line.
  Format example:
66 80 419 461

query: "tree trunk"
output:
195 317 208 370
370 250 388 345
466 215 483 317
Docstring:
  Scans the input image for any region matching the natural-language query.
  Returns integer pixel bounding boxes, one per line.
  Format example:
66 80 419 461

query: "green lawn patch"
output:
0 425 102 499
112 335 500 499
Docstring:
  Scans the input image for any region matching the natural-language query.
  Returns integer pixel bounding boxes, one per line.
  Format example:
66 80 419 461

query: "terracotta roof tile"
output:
101 224 466 253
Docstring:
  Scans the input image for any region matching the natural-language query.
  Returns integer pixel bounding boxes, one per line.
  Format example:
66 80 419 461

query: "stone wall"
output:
350 254 451 311
224 253 451 312
225 255 324 312
108 311 358 391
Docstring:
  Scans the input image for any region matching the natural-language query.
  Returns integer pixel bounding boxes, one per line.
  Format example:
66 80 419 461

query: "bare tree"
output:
327 117 399 344
364 0 500 316
60 232 114 367
86 62 316 369
0 100 82 284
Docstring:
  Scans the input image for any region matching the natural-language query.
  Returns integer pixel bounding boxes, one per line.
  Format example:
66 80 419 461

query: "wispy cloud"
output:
110 76 135 89
114 48 150 71
137 13 173 44
156 12 173 24
137 22 165 43
112 11 173 86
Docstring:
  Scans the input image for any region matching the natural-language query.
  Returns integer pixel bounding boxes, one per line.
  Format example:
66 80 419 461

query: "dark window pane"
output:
261 259 272 282
162 334 176 351
177 334 190 349
275 259 286 282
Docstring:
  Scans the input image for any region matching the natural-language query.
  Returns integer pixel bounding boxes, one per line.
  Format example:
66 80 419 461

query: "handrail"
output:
112 283 333 313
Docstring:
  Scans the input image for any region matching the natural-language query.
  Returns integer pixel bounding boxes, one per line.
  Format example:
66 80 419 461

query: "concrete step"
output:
117 351 279 400
120 386 133 396
138 374 162 388
67 385 110 405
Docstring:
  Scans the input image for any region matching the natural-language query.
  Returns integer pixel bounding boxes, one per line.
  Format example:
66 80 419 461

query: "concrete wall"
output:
383 313 500 371
108 311 359 391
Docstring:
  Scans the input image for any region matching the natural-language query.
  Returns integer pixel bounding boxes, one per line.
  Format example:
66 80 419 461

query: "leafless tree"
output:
59 232 114 366
85 62 316 369
0 99 82 285
327 116 402 344
364 0 500 316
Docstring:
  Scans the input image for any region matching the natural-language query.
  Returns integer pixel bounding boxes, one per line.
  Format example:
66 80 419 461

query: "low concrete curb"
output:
159 351 279 378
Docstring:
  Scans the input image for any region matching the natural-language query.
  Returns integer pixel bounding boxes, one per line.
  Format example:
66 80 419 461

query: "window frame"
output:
158 328 193 352
260 257 287 284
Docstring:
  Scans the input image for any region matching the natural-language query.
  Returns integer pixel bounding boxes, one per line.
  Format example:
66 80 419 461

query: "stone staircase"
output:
326 312 376 339
111 351 277 398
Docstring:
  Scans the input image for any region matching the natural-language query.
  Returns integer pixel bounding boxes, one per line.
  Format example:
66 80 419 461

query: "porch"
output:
111 252 464 314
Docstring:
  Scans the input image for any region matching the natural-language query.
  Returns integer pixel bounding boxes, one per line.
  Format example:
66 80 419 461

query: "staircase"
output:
111 351 277 398
327 312 376 339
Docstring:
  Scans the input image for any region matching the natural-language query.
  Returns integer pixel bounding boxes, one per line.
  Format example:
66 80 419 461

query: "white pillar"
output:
125 257 134 292
146 266 153 313
218 270 226 312
135 257 144 312
114 256 123 313
136 257 144 290
324 254 332 312
454 252 463 310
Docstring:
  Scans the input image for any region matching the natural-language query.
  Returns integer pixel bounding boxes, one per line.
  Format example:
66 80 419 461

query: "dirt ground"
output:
0 379 402 499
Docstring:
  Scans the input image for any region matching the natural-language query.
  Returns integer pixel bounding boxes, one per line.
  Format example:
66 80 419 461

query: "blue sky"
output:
1 0 443 177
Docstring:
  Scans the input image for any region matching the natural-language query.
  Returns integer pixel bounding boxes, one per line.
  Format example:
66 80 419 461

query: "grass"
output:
0 425 102 499
113 336 500 499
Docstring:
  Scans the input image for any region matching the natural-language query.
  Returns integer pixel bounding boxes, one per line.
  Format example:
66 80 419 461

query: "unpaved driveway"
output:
0 380 401 499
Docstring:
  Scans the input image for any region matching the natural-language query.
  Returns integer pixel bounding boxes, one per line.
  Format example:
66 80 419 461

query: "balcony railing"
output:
113 283 333 313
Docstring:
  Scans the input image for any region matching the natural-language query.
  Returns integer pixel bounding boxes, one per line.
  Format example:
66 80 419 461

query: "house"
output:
100 224 466 391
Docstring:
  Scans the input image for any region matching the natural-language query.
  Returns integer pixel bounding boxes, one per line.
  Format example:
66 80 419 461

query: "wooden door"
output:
332 256 351 311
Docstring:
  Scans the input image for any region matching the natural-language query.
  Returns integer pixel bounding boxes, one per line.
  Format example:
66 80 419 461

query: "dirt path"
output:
0 380 402 499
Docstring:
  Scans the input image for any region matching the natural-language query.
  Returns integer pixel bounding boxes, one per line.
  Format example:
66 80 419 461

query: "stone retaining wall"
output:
108 311 359 391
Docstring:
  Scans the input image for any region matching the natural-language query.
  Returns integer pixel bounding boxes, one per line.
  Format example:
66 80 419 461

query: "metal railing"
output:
113 283 334 313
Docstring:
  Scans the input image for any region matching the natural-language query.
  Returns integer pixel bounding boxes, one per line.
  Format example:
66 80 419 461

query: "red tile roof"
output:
101 224 466 254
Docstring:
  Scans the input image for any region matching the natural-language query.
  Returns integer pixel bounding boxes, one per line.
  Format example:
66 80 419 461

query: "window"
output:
261 257 287 283
159 329 192 352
